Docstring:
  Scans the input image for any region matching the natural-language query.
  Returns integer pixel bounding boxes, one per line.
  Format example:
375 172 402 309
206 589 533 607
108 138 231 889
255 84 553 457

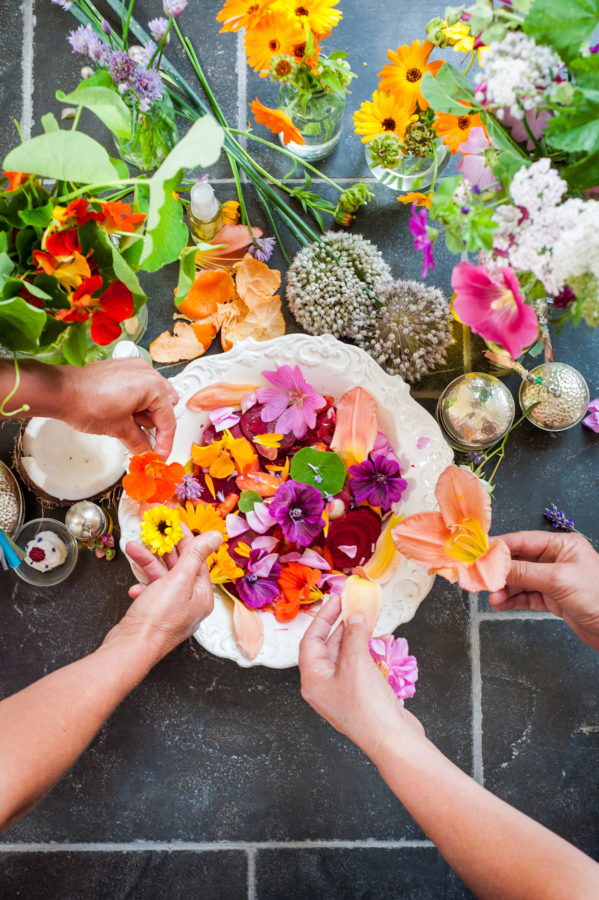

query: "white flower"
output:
475 33 560 118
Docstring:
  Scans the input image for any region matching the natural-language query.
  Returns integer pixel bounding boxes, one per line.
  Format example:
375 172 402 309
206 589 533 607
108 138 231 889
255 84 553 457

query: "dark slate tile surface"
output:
0 850 247 900
480 620 599 858
0 0 23 161
255 847 476 899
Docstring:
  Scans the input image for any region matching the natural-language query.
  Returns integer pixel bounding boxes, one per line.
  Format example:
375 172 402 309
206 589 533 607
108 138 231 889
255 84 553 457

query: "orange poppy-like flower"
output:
378 41 444 114
433 107 487 154
397 192 433 209
217 0 275 32
244 11 303 74
122 451 185 503
391 465 510 593
98 199 146 234
32 248 92 291
275 0 341 34
275 562 323 621
43 227 80 259
2 171 30 191
52 198 103 227
250 98 305 145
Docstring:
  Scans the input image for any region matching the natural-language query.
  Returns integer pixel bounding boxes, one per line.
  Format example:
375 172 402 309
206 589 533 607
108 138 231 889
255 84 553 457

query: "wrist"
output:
13 362 72 421
356 709 431 763
98 620 164 683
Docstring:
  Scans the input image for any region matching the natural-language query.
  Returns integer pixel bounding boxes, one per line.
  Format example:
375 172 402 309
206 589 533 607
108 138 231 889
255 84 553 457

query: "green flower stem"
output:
58 178 146 201
225 148 252 231
149 16 174 69
0 355 29 418
431 141 439 191
473 403 540 486
71 105 83 131
122 0 135 46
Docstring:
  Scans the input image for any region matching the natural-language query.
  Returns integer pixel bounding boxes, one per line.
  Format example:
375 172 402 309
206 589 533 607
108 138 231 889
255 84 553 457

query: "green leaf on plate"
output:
290 447 347 498
238 490 262 513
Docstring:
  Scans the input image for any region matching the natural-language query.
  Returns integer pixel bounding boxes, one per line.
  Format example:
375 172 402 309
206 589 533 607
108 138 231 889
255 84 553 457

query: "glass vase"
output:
117 96 178 171
278 84 345 162
365 140 450 192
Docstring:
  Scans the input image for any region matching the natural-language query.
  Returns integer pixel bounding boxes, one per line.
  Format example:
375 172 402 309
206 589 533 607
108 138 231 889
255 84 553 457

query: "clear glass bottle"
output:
277 84 346 162
187 181 223 243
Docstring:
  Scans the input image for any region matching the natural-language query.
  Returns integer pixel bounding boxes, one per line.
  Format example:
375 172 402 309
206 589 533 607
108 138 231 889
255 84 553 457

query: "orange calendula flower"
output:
274 0 341 34
244 11 302 74
250 98 306 145
217 0 275 33
122 451 185 503
98 199 146 234
275 562 323 621
391 465 511 593
178 500 227 537
221 200 240 225
397 191 433 209
208 544 244 583
192 429 257 479
433 107 487 154
3 171 30 191
378 41 444 114
353 90 419 144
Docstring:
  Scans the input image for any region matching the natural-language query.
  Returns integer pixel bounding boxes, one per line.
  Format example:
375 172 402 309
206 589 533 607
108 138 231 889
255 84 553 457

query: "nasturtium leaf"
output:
56 73 132 141
421 64 476 116
0 296 46 352
175 246 199 306
18 201 54 229
3 131 121 184
138 169 187 272
238 490 262 513
290 447 347 498
153 115 225 185
62 321 88 367
41 113 59 133
523 0 599 62
544 95 599 153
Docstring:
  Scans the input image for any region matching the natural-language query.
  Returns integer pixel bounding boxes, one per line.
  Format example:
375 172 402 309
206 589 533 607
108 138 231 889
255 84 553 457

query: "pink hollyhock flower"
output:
457 127 498 191
209 406 241 432
451 261 539 359
582 399 599 433
256 365 326 439
369 635 418 704
409 205 435 277
499 107 551 151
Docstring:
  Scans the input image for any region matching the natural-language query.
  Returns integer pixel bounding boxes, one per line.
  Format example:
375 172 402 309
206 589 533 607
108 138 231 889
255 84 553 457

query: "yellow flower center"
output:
490 288 517 313
406 67 422 83
444 517 489 564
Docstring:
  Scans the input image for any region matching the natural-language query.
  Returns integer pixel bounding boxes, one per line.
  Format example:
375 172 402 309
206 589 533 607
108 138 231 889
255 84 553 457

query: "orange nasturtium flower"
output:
98 199 146 233
397 192 433 209
178 501 227 537
275 562 323 622
122 451 185 503
2 171 30 191
378 41 444 114
32 248 92 291
391 465 510 593
433 106 487 154
192 430 257 479
250 98 306 145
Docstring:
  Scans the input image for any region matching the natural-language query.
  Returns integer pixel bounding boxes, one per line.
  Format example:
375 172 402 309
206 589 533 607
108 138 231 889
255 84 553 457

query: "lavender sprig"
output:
544 504 575 532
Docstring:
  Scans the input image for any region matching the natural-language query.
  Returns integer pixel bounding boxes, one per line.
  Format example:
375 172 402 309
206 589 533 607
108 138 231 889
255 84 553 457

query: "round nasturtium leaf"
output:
290 447 347 498
238 489 262 513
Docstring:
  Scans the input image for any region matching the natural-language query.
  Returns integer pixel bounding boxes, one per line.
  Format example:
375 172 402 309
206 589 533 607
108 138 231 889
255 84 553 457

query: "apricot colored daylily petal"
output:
340 573 383 634
187 382 260 411
363 514 403 584
435 463 492 533
220 298 250 351
149 321 215 363
459 539 511 594
330 387 378 466
391 511 454 570
235 469 281 497
234 254 281 308
233 597 264 659
224 296 285 346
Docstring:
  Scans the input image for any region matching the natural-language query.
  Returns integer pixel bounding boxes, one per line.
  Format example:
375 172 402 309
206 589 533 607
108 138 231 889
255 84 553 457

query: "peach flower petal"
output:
435 465 492 533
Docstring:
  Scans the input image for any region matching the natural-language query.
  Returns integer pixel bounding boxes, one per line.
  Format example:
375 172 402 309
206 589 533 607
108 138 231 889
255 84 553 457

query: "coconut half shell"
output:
15 418 128 506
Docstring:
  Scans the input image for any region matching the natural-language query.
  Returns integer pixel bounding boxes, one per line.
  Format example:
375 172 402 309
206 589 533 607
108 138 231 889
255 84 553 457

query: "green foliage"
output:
430 175 498 254
523 0 599 62
175 246 200 306
421 63 477 116
3 130 121 184
56 71 133 141
0 296 47 352
290 447 347 498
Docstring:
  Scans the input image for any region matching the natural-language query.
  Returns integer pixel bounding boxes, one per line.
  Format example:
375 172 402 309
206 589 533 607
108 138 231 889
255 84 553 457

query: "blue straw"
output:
0 528 24 569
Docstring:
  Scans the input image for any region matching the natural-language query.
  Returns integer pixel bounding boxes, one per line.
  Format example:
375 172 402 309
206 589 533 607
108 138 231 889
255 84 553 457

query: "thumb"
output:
505 558 552 593
172 531 223 580
339 613 372 665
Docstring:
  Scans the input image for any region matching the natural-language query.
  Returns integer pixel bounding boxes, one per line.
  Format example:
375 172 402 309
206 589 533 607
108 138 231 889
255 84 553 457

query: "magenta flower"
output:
236 548 282 608
553 285 576 308
582 399 599 433
451 261 539 359
269 480 325 546
256 365 325 439
457 127 498 191
348 454 407 511
409 205 435 277
248 236 276 263
369 635 418 704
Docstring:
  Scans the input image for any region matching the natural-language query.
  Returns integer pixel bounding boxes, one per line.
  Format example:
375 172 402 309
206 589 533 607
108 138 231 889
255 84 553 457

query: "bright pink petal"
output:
226 513 249 538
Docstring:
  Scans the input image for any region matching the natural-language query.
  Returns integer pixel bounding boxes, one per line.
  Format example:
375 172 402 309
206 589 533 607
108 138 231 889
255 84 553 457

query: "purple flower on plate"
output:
256 365 325 439
369 635 418 704
269 480 325 546
409 205 435 278
236 548 281 608
582 398 599 433
248 235 276 263
348 454 407 510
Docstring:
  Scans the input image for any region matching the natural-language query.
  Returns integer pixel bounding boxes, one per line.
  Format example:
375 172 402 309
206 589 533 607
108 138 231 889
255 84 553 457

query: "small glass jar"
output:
278 84 346 161
14 518 79 587
116 95 179 171
0 460 24 539
365 140 450 192
519 362 590 431
436 373 515 452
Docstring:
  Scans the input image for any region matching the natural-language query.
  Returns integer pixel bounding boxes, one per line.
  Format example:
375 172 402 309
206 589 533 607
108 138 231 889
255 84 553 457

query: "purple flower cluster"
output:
148 17 170 42
248 236 276 263
108 50 137 87
236 548 282 608
348 454 407 511
135 67 164 111
544 503 575 531
174 474 204 502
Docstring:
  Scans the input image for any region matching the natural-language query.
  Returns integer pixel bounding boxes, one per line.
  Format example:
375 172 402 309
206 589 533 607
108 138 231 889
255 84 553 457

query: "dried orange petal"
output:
234 254 281 308
177 269 236 320
150 321 215 363
225 296 285 346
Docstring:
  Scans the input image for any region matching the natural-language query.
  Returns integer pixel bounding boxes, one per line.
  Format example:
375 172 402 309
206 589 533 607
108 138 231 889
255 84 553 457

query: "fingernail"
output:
348 613 365 625
204 530 224 550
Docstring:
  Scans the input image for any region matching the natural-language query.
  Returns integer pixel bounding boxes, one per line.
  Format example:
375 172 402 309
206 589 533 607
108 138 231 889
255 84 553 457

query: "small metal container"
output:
436 372 515 452
65 500 107 541
0 460 25 539
519 362 590 431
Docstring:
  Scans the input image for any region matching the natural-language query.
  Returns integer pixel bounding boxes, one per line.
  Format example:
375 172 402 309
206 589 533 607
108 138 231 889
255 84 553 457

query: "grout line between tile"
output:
246 847 256 900
478 610 557 621
0 839 435 853
20 0 35 139
236 30 247 181
469 594 484 785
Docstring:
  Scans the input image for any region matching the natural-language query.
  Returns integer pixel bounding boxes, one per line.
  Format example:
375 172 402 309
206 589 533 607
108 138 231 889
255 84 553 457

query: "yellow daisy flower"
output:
221 200 240 225
378 41 444 114
178 501 227 537
353 90 419 144
273 0 341 34
217 0 275 34
208 545 244 583
140 506 184 556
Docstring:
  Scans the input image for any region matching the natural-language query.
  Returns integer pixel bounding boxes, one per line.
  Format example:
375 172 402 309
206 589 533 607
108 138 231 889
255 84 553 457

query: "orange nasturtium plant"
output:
122 451 185 503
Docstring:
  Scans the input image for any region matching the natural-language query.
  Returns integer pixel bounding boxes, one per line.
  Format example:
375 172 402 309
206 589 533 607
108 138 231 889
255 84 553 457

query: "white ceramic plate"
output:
119 334 453 668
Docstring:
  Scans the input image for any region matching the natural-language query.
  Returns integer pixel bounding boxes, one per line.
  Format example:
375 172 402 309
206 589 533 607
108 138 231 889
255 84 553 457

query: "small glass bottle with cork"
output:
187 180 223 243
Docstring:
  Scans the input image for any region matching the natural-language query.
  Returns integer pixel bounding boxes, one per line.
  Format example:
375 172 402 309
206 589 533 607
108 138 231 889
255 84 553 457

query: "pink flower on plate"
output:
256 365 325 439
451 261 539 359
457 126 498 191
369 635 418 704
582 399 599 433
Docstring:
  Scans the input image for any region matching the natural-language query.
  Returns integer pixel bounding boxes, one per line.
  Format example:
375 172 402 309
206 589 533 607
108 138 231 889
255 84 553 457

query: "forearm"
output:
0 360 71 420
371 727 599 900
0 625 161 830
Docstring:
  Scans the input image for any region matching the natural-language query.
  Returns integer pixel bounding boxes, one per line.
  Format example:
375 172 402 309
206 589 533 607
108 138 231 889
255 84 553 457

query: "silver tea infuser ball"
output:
65 501 107 540
519 362 589 431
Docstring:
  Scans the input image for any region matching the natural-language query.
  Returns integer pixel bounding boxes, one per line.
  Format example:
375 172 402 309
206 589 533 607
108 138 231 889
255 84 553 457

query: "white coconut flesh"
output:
20 418 128 502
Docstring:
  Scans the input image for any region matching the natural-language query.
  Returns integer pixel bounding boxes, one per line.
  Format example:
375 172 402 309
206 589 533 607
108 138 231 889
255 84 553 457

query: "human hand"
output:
107 529 223 660
298 595 424 759
488 531 599 651
60 358 178 459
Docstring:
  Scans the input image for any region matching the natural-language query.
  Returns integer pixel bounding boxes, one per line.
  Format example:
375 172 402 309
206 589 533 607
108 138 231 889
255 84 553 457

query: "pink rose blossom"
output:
582 399 599 433
369 635 418 704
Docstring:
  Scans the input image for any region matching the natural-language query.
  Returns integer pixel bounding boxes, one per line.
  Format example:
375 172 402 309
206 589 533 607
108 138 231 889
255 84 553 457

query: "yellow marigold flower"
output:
378 41 444 114
244 11 302 75
273 0 341 34
222 200 240 225
353 90 418 144
140 505 184 555
208 545 244 583
178 501 227 537
217 0 275 33
397 191 433 209
192 430 257 479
